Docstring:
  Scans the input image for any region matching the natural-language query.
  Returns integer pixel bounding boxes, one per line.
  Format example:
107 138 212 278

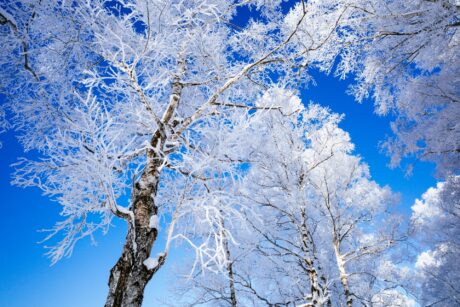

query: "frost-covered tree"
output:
303 126 404 307
411 175 460 306
237 94 341 306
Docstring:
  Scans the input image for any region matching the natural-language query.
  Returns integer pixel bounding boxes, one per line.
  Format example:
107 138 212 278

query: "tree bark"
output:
221 216 238 307
299 208 331 306
227 261 237 307
105 174 166 307
105 136 168 307
333 242 353 307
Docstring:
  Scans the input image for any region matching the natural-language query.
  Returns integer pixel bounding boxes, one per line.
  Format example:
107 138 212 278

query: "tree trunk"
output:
224 236 237 307
224 248 237 306
105 56 185 307
333 243 353 307
303 256 322 305
105 170 165 307
299 209 330 306
220 214 238 307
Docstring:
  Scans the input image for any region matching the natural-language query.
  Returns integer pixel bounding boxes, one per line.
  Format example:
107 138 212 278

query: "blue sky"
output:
0 72 437 307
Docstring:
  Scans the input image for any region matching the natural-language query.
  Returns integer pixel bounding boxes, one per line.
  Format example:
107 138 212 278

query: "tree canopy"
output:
0 1 458 306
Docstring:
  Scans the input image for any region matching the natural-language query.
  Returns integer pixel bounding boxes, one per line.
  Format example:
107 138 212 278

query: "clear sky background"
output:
0 4 438 307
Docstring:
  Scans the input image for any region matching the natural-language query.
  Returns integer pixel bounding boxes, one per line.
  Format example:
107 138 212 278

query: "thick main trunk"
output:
105 173 164 307
104 231 151 307
104 58 184 307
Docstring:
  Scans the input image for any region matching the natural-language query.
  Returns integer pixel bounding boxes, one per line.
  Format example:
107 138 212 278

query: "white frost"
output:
149 215 159 229
143 257 158 270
